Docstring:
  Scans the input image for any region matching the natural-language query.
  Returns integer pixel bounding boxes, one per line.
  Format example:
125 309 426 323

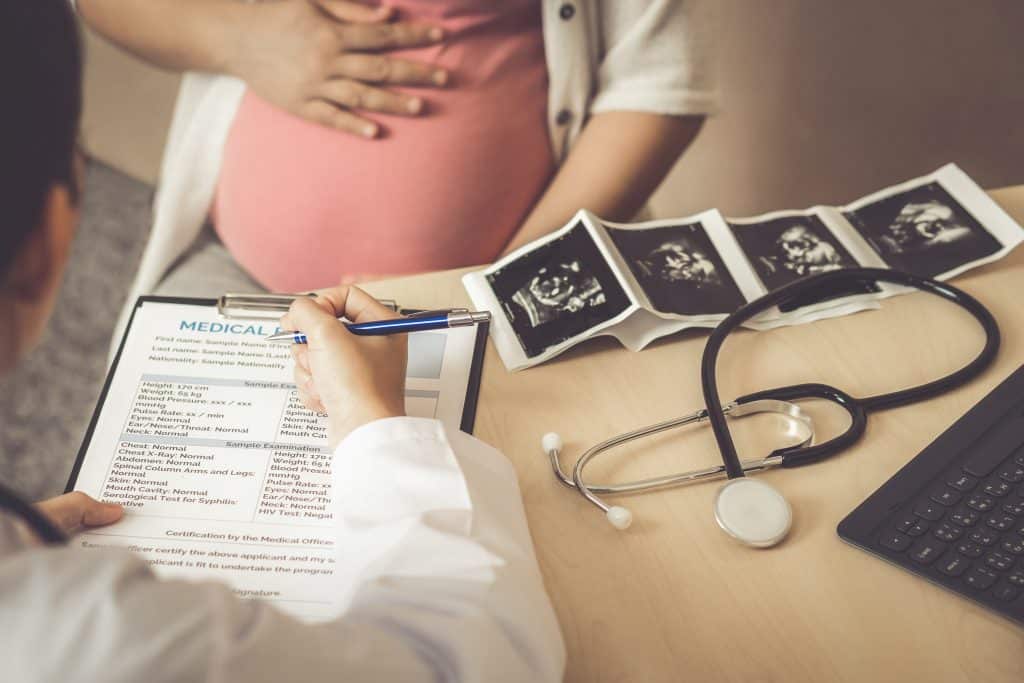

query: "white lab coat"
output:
0 418 565 682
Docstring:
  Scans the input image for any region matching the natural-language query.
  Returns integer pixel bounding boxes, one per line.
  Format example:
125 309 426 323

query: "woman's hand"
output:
230 0 448 137
282 286 408 447
35 492 123 536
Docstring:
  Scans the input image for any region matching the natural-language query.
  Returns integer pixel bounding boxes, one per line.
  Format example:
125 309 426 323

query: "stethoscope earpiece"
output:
541 432 563 457
542 433 632 530
605 506 632 530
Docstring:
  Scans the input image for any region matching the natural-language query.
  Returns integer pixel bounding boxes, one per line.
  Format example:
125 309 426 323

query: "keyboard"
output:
838 364 1024 627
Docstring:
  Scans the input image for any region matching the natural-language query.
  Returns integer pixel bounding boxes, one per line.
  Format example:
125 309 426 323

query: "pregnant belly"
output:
215 77 553 292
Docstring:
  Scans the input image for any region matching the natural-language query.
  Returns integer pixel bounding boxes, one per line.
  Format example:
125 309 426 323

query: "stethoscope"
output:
543 267 1000 548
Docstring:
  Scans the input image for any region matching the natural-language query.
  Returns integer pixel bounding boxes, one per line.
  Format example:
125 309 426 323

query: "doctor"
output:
0 3 564 681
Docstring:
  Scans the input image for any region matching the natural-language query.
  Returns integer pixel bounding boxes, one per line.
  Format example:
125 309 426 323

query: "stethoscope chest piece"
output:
713 478 792 548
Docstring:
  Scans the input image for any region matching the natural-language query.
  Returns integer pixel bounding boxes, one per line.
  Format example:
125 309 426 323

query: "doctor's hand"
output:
35 492 123 536
229 0 448 137
282 286 408 448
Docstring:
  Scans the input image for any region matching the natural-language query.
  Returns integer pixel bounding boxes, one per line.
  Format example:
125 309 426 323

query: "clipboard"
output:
66 294 489 493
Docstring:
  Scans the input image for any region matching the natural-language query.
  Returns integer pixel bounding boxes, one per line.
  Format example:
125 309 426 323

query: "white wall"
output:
81 0 1024 215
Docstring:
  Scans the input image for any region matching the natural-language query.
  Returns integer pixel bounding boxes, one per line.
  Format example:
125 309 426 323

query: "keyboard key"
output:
1001 538 1024 555
983 480 1012 497
949 508 981 527
879 531 912 552
1015 450 1024 467
915 500 945 520
906 520 929 537
929 486 962 506
947 473 978 491
966 494 995 512
986 514 1016 531
985 551 1015 571
963 421 1024 478
896 514 918 533
933 522 963 542
909 539 946 565
1000 464 1024 483
1008 571 1024 587
957 541 984 558
1002 499 1024 516
936 553 970 577
970 528 998 546
993 583 1020 602
964 566 999 590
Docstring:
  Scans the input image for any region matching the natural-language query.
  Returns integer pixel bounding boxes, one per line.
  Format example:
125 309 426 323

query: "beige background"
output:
80 0 1024 219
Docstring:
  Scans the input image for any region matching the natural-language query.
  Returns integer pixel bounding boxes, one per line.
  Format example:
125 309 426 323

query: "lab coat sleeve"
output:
591 0 718 116
0 418 565 683
329 417 566 681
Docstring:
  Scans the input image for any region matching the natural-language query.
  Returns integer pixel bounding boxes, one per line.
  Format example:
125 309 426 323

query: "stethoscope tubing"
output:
701 267 1000 481
545 399 814 511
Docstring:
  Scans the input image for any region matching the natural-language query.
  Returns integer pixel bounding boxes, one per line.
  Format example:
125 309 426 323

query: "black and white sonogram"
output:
486 222 631 358
843 181 1000 278
607 222 747 316
729 215 878 312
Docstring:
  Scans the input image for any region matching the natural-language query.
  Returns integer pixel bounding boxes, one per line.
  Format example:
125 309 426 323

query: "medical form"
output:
67 297 486 621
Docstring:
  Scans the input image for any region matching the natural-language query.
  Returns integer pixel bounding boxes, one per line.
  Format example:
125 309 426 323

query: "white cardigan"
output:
114 0 717 340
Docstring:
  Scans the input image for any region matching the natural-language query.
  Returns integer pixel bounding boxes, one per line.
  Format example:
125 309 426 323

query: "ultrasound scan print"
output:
842 182 1001 278
607 222 747 316
729 214 878 312
486 222 631 358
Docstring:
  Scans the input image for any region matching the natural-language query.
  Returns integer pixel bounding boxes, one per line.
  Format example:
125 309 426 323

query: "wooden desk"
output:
364 186 1024 682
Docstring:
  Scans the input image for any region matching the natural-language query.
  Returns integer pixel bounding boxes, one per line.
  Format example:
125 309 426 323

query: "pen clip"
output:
404 308 466 318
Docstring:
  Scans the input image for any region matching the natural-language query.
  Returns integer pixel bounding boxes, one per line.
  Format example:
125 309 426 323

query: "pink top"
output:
214 0 553 292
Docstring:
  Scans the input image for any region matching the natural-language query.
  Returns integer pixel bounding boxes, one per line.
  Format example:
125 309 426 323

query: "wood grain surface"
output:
363 187 1024 682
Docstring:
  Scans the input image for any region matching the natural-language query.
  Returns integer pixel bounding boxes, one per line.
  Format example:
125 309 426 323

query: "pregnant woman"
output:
76 0 715 317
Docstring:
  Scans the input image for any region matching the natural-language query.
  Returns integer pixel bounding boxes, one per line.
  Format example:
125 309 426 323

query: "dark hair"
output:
0 1 82 277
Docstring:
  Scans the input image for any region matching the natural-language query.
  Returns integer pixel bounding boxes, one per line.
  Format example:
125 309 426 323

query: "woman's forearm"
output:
76 0 245 74
503 111 704 254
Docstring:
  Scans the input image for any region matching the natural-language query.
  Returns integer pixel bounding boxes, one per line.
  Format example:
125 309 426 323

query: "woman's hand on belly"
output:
227 0 448 138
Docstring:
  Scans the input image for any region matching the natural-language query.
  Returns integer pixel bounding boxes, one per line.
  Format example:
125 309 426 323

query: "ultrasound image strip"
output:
606 221 748 317
842 181 1002 279
486 221 632 358
471 164 1023 370
727 213 879 312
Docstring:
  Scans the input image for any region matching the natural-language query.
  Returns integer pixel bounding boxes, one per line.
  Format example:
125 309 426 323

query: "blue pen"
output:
264 308 491 344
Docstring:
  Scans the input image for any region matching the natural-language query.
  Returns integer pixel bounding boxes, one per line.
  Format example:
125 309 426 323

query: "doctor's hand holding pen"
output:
282 286 409 448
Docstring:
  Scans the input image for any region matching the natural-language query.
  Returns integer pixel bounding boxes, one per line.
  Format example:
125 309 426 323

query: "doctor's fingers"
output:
312 285 401 324
291 344 311 374
287 297 356 348
330 53 448 87
36 492 123 535
293 363 327 413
